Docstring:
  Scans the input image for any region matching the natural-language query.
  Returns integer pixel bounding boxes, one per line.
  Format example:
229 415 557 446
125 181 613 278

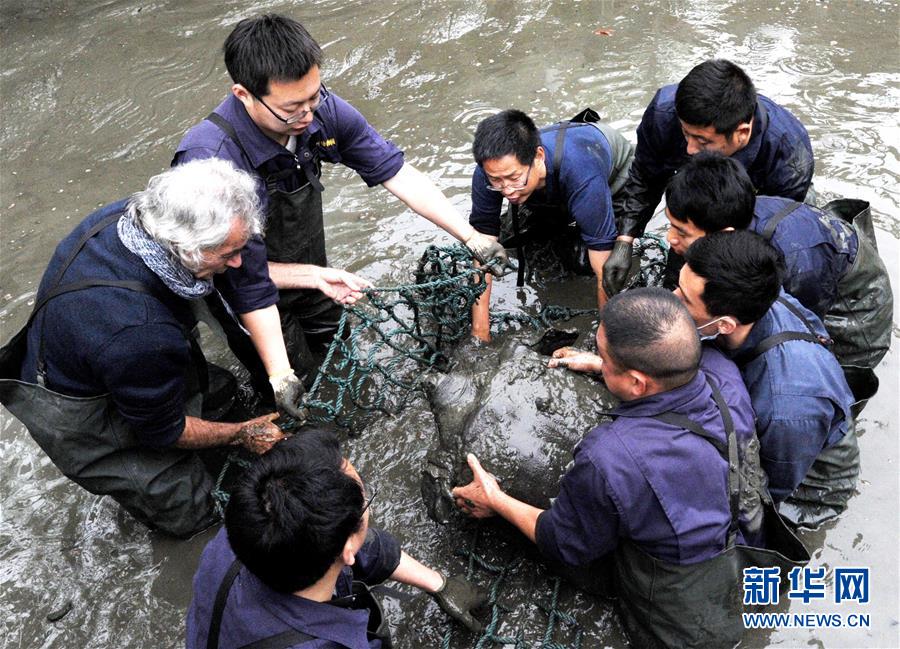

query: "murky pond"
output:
1 1 898 647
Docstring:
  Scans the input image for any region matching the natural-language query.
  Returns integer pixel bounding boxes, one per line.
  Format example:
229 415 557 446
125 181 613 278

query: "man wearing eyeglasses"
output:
467 109 634 341
174 14 513 418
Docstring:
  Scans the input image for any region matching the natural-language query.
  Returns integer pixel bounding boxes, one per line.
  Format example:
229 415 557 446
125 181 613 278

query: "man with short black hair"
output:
676 231 857 528
467 109 634 340
175 14 513 414
603 59 814 296
663 152 892 401
186 429 487 647
455 287 769 648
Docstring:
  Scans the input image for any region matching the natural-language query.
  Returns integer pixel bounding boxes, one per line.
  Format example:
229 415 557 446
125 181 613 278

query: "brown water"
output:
1 1 898 647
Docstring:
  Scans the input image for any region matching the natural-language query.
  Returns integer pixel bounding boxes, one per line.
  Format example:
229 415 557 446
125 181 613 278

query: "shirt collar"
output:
732 99 768 168
610 369 707 418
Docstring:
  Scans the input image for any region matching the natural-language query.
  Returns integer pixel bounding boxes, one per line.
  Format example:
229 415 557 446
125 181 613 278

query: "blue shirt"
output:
729 291 853 502
535 347 757 567
618 84 814 237
751 196 857 318
469 122 618 251
173 92 405 314
186 527 402 649
20 200 194 448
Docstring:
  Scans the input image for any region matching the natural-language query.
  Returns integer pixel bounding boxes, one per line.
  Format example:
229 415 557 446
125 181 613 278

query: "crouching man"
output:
187 429 487 647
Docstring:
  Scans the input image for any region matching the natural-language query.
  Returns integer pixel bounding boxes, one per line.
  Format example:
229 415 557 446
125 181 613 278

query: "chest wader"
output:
609 377 809 649
207 559 392 649
206 114 344 390
499 110 634 287
0 214 218 538
738 296 860 530
760 199 892 407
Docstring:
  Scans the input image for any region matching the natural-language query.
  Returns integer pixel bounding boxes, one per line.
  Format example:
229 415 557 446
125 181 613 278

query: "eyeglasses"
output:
252 84 330 125
361 481 378 514
485 163 532 192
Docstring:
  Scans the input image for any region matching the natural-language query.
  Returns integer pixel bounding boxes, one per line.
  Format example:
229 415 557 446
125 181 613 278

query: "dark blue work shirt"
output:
20 200 195 448
535 347 757 567
173 92 405 314
469 122 618 251
618 84 813 237
729 291 853 502
186 527 402 649
750 196 857 318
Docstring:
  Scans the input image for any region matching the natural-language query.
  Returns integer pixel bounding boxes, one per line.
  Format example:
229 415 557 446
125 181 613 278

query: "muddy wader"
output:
205 114 343 396
610 377 809 649
499 109 634 287
0 214 219 538
737 296 860 530
206 560 393 649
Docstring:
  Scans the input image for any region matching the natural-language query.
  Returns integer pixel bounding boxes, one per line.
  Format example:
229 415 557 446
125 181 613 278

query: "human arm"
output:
176 413 285 454
268 262 371 305
471 257 494 342
452 454 544 543
588 249 611 308
547 347 603 374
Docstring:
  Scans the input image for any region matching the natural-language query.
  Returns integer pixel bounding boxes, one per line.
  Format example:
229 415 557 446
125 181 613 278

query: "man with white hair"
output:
0 159 287 537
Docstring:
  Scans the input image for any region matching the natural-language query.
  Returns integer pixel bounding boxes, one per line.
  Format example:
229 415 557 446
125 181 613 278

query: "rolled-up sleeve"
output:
469 166 504 237
214 236 279 314
351 527 402 585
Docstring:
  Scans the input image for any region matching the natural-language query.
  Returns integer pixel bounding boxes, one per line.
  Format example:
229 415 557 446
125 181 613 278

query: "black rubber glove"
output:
601 239 633 298
431 574 488 633
268 371 309 423
464 232 518 278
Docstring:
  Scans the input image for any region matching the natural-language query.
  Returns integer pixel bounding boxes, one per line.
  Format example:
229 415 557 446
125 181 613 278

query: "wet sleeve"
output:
780 244 841 318
535 453 620 566
328 96 405 187
214 236 279 314
615 94 671 238
757 395 844 502
469 165 504 237
351 527 403 585
98 322 189 448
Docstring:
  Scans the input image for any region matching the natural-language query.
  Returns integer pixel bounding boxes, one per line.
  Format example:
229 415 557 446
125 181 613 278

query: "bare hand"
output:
235 413 286 454
452 454 502 518
547 347 603 373
316 267 373 305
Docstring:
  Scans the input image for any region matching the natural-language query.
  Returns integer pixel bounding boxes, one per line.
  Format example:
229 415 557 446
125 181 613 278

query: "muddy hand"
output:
236 413 286 454
451 454 501 518
548 347 603 373
432 573 488 633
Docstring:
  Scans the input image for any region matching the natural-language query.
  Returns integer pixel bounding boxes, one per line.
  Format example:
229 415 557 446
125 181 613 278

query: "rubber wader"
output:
205 114 343 394
0 214 218 538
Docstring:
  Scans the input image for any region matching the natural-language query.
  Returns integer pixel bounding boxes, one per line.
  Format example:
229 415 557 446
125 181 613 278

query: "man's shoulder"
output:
758 94 809 141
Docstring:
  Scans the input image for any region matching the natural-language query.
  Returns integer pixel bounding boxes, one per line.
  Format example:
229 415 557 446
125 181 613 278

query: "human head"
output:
225 14 325 138
225 428 369 594
664 151 756 255
596 287 701 400
128 159 261 278
472 109 545 205
677 230 783 333
675 59 757 156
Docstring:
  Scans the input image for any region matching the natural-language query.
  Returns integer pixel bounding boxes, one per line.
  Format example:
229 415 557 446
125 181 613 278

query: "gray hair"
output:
127 158 263 272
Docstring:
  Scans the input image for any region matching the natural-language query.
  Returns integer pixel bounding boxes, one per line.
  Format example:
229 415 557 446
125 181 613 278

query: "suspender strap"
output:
760 201 802 241
510 204 526 287
206 112 244 155
650 411 728 459
552 123 569 191
237 629 316 649
207 559 243 649
775 295 829 340
48 213 121 292
742 296 832 364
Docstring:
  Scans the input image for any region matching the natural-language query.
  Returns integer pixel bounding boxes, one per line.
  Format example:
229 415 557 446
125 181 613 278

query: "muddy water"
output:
1 1 898 647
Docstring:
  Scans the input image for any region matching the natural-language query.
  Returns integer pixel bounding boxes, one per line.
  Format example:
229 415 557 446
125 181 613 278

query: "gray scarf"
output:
117 212 213 299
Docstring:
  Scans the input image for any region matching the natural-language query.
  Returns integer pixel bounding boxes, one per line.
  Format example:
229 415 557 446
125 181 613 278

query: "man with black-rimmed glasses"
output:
175 14 514 419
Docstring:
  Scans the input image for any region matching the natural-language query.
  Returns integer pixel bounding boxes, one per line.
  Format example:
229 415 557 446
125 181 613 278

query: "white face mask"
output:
696 316 730 342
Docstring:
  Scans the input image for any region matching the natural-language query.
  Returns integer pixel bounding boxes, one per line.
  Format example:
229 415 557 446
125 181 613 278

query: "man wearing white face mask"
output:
675 230 856 530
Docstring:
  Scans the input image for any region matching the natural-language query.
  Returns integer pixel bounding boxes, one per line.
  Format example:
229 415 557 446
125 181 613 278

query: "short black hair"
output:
225 428 364 593
223 13 322 97
683 230 783 324
599 287 700 390
675 59 757 137
472 109 541 166
666 151 756 231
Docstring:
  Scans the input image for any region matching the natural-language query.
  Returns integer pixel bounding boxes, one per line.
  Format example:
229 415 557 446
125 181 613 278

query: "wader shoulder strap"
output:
48 213 121 293
206 112 246 157
760 201 802 241
510 204 526 287
207 558 315 649
743 296 832 363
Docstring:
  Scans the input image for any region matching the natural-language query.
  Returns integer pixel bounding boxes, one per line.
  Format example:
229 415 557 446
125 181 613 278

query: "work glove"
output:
464 232 517 277
431 573 488 633
601 239 634 298
268 370 309 423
